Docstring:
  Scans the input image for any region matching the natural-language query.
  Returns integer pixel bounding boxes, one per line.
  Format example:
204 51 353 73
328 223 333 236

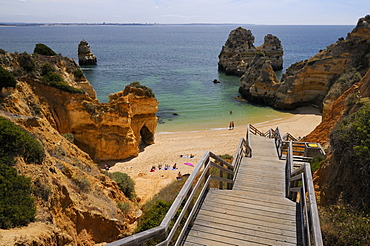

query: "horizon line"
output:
0 22 355 26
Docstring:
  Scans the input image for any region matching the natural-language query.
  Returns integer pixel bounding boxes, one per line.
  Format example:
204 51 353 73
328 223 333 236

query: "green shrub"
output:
128 81 155 98
72 176 90 193
321 205 370 245
108 172 136 200
331 104 370 212
134 178 187 245
0 65 17 89
0 163 36 229
18 52 35 72
135 200 170 232
73 68 84 79
41 71 84 94
309 155 325 174
33 43 57 56
0 116 44 166
117 202 130 214
41 63 54 76
62 133 74 143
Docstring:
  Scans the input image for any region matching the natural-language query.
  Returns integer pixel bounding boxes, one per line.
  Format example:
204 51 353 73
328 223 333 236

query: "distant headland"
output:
0 22 255 27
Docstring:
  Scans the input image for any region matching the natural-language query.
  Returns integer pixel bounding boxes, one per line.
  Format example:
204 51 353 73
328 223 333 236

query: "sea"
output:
0 24 354 132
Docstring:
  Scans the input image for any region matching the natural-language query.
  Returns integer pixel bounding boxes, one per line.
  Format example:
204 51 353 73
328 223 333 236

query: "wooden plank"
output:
197 205 298 226
188 224 298 246
232 185 286 196
184 232 264 246
207 192 297 210
210 189 294 205
202 196 297 216
194 213 298 237
192 217 299 244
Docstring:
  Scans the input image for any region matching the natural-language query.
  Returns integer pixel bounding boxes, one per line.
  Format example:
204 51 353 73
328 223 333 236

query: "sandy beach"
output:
109 107 322 204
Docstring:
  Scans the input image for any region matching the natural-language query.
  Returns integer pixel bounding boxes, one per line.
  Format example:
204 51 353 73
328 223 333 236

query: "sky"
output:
0 0 369 25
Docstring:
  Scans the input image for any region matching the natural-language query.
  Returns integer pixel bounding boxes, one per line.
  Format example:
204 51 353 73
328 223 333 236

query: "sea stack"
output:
218 27 283 76
238 15 370 111
78 40 97 65
258 34 284 71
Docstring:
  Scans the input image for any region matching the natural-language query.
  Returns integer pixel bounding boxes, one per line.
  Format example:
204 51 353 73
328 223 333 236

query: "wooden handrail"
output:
286 142 323 246
106 133 251 246
283 132 298 142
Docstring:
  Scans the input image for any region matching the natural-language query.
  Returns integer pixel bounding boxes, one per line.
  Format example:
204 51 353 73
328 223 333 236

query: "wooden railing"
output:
249 124 325 161
249 124 275 138
285 141 323 246
283 132 298 142
106 137 251 246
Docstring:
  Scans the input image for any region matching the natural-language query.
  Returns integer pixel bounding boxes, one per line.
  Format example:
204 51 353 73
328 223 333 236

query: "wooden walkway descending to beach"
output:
183 134 302 245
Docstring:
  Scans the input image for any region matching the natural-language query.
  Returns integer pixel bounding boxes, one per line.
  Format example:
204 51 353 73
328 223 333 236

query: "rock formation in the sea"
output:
239 53 281 103
0 46 158 244
78 40 97 65
239 15 370 111
218 27 283 76
258 34 284 71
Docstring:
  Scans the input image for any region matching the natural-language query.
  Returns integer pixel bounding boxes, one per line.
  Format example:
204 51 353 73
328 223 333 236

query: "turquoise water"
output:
0 25 354 132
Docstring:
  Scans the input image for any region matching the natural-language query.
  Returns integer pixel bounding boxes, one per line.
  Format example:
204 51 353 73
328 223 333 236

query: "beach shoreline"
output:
109 107 322 205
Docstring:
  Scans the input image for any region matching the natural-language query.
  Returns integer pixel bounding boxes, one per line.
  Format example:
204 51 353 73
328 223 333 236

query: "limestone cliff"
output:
78 40 97 65
218 27 283 76
0 51 158 162
240 16 370 111
0 48 158 245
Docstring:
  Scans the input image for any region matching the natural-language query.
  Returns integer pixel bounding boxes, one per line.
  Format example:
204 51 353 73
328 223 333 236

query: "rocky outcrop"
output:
218 27 283 76
0 111 136 246
0 49 159 245
0 51 158 162
257 34 284 71
239 53 280 104
78 40 97 65
239 15 370 111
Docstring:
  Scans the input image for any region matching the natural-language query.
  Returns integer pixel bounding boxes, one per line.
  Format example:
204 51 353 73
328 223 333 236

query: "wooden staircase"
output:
183 134 302 245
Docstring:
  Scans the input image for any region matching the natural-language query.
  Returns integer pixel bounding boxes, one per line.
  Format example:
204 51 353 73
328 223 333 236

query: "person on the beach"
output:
231 121 234 130
173 163 177 169
176 172 182 180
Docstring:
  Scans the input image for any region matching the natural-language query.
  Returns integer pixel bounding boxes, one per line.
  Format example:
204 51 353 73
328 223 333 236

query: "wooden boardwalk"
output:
183 134 302 246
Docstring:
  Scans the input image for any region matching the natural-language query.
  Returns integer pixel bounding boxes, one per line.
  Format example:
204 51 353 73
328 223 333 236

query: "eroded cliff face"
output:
218 27 283 76
0 51 158 162
0 49 158 245
240 16 370 111
0 110 137 246
302 66 370 211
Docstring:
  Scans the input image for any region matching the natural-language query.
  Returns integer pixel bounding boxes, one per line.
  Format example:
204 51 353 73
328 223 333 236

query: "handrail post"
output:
286 141 293 199
205 156 210 192
219 162 224 190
